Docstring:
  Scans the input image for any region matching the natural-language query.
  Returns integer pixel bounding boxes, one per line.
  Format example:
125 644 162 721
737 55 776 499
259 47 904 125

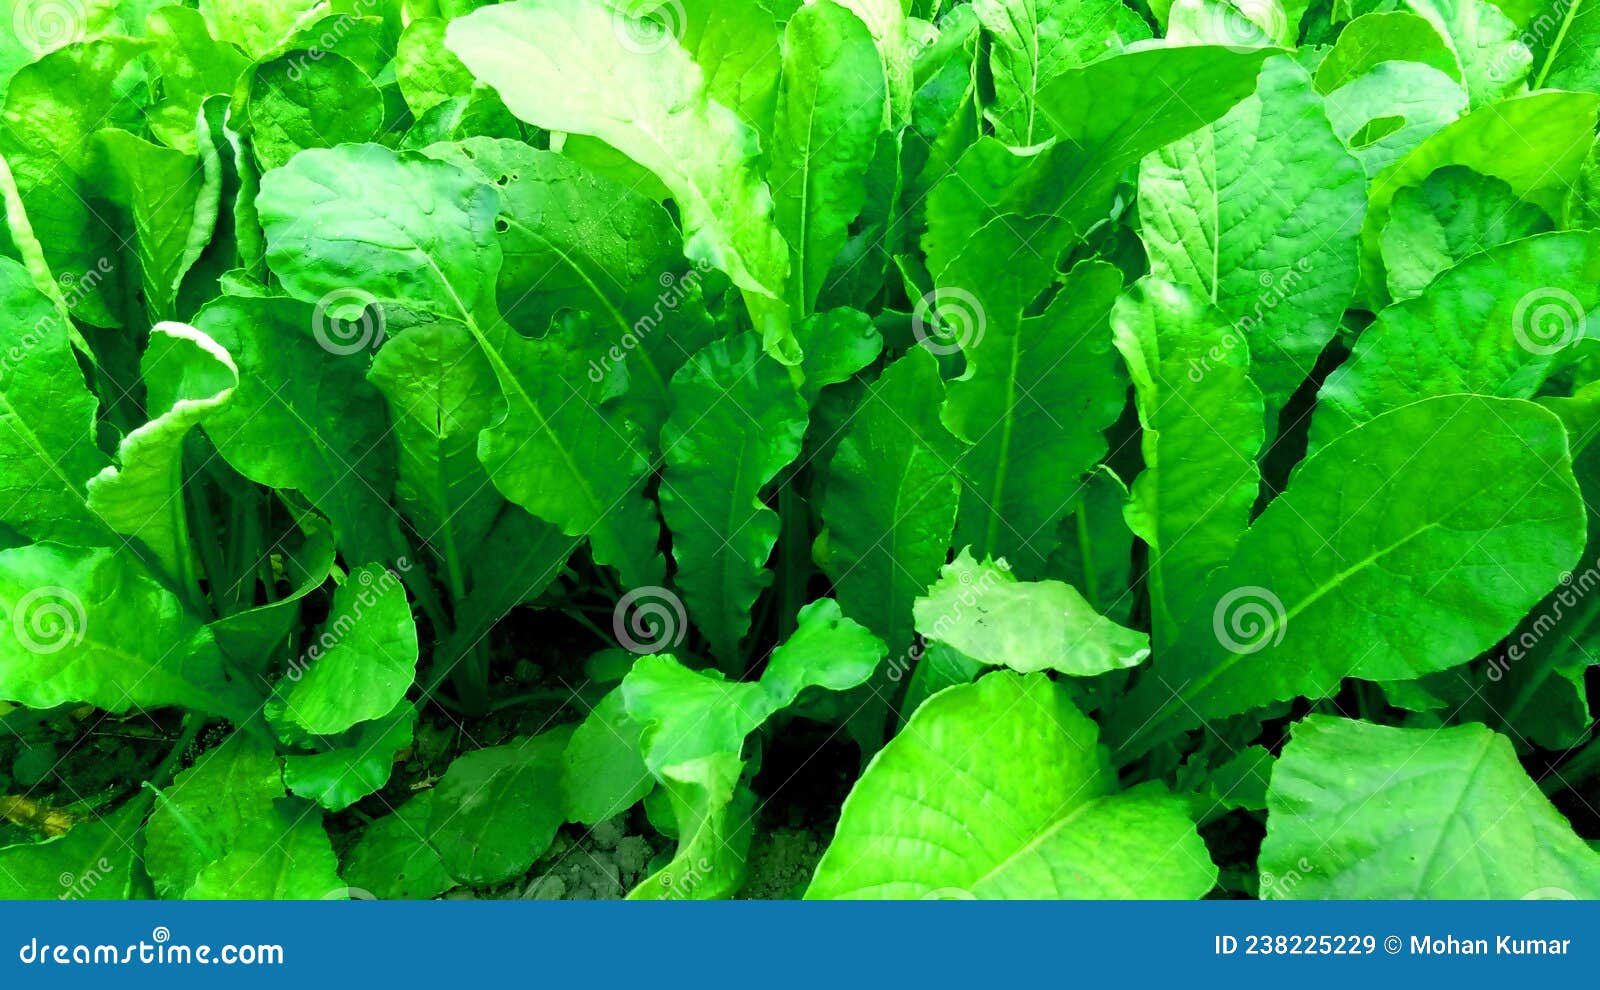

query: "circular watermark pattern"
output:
312 288 386 356
1521 886 1577 900
1206 0 1285 52
612 0 686 55
612 586 687 655
912 287 987 356
1212 585 1287 655
322 886 379 900
151 926 171 944
1512 287 1585 355
12 585 86 655
12 0 86 56
920 886 977 900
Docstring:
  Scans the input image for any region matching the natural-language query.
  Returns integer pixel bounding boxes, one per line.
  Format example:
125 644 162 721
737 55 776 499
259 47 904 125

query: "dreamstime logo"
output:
1205 0 1285 51
1512 287 1585 356
284 0 387 80
11 0 86 55
656 856 714 898
59 858 114 901
312 288 386 356
283 560 412 681
11 586 86 655
912 287 986 356
612 586 687 654
612 0 686 55
586 259 713 384
1212 586 1286 654
1488 557 1600 683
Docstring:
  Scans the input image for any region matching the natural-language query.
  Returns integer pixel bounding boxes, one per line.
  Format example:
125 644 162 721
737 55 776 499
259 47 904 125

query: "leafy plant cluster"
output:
0 0 1598 901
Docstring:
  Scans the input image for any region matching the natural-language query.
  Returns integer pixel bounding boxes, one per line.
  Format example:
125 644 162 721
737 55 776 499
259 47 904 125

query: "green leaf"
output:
1046 466 1136 625
246 50 385 173
368 319 503 577
342 793 456 900
283 703 418 812
1112 279 1264 646
146 732 344 900
1138 54 1366 419
93 129 220 321
914 549 1149 676
1313 232 1600 448
269 563 419 738
1402 0 1530 106
807 672 1216 899
198 0 327 57
974 0 1146 146
660 333 807 667
820 348 963 653
1360 90 1599 300
0 258 109 544
1378 165 1552 301
0 799 145 899
1313 11 1461 92
942 260 1126 576
1261 716 1600 898
396 17 474 117
209 515 336 674
1322 61 1468 177
256 144 663 585
421 137 716 441
146 6 250 155
427 729 568 886
627 750 754 900
192 296 403 566
1535 0 1600 93
1113 396 1586 758
770 0 885 315
563 687 652 826
448 0 795 362
86 322 237 590
0 544 251 719
0 37 149 327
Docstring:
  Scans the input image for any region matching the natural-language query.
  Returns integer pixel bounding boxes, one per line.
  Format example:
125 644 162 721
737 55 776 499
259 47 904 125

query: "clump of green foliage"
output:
0 0 1598 901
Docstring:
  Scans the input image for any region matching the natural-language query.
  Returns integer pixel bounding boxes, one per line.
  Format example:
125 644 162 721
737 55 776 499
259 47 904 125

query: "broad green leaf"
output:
1535 0 1600 93
283 703 417 812
0 258 109 544
396 17 473 117
563 686 652 825
831 0 911 125
0 544 250 718
146 732 344 900
368 320 503 579
820 349 962 653
146 5 250 154
677 0 783 133
421 137 716 439
1112 279 1264 646
770 0 885 315
0 799 145 899
794 307 883 403
0 37 148 327
427 730 568 886
627 750 754 900
1378 165 1552 300
257 144 663 585
86 322 237 590
1323 61 1468 177
93 129 219 321
342 793 456 900
1360 89 1599 300
661 333 807 667
924 46 1271 282
1313 11 1460 92
1138 55 1365 418
808 672 1216 899
246 50 385 173
270 563 419 738
1261 716 1600 898
448 0 795 363
974 0 1144 146
914 549 1149 676
198 0 326 57
1313 232 1600 447
192 296 403 566
1402 0 1530 106
1113 396 1585 758
942 260 1125 576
